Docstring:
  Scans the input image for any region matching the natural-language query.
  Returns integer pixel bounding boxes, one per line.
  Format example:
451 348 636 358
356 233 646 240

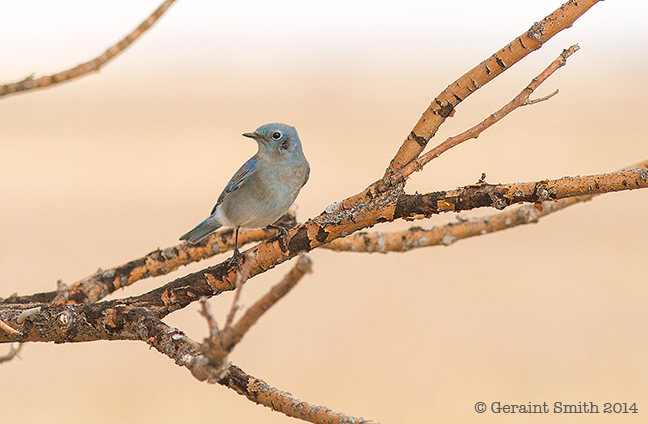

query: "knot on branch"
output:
534 183 552 201
435 99 455 118
190 355 230 382
527 21 545 45
315 181 404 229
490 193 509 210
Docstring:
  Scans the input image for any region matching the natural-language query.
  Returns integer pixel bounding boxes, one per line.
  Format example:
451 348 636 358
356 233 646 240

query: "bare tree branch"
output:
2 168 646 345
197 255 312 378
326 202 577 253
219 365 376 424
146 321 375 424
198 297 222 341
385 0 601 175
0 1 639 422
0 226 274 306
5 256 360 424
219 255 312 352
223 257 254 332
0 343 22 364
328 159 648 253
0 0 176 99
393 168 648 220
394 45 579 182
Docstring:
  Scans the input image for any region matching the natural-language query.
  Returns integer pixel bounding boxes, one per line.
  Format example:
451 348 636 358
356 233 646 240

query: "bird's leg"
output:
228 227 243 267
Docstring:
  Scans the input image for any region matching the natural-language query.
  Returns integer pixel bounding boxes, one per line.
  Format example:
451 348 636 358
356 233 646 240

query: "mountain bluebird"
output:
180 123 310 264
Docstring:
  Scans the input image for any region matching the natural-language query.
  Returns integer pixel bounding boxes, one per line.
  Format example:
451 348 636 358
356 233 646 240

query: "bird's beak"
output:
242 132 256 139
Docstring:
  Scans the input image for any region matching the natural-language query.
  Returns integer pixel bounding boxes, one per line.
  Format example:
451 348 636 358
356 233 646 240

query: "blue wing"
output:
211 156 258 214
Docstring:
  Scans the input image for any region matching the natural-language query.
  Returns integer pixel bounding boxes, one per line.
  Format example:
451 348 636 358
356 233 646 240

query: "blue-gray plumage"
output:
180 123 310 263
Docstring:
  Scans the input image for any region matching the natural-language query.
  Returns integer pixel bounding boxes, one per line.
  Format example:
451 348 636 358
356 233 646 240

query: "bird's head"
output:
243 123 303 157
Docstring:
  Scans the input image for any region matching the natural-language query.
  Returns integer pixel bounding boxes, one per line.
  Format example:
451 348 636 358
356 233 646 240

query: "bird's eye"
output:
272 131 282 140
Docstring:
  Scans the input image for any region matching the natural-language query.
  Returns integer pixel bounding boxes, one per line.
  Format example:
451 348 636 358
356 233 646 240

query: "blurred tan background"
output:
1 1 647 423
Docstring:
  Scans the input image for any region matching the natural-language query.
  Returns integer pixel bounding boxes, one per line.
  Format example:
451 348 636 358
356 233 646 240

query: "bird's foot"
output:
266 224 290 243
228 247 243 268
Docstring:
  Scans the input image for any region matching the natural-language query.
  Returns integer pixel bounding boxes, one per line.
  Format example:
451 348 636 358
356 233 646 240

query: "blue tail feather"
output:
180 217 222 243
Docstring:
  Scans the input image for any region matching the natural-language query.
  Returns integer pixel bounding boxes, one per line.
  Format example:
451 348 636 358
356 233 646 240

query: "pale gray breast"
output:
222 156 309 228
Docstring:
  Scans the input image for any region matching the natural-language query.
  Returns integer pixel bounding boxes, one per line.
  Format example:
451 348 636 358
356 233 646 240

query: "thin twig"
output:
199 297 221 340
0 0 177 98
394 45 580 182
327 202 571 253
220 255 313 352
195 256 312 380
223 256 254 332
385 1 600 174
525 88 559 105
0 343 23 364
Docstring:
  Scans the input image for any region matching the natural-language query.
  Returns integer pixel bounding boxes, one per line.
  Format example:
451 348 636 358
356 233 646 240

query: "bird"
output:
180 123 310 265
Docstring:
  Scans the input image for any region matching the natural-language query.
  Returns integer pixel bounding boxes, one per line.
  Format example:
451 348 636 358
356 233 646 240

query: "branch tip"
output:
394 44 580 181
525 88 560 105
0 343 23 364
295 254 314 274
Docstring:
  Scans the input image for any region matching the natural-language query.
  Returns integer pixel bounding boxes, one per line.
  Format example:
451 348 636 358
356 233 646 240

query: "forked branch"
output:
394 45 580 182
148 257 366 424
333 159 645 254
386 0 601 174
196 255 312 377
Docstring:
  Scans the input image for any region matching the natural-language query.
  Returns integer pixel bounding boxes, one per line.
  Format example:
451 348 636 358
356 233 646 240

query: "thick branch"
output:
330 163 648 253
1 214 299 306
393 168 648 220
0 304 373 422
3 167 645 344
0 227 274 305
332 159 648 253
0 0 176 99
385 0 600 175
327 202 571 253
